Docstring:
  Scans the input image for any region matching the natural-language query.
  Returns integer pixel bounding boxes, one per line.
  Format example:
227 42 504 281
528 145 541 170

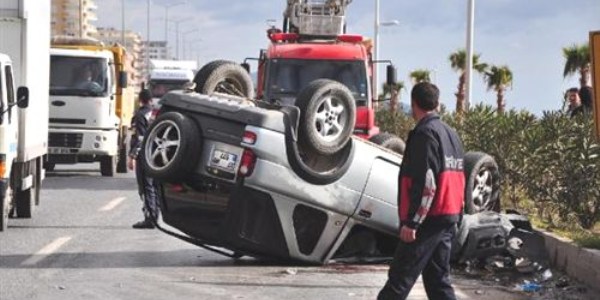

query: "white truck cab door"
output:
0 63 19 176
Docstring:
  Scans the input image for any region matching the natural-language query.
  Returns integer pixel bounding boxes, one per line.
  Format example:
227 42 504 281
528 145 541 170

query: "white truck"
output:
47 38 134 176
147 59 196 107
0 0 50 231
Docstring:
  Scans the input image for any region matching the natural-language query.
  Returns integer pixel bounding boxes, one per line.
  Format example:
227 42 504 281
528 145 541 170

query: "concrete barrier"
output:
541 230 600 289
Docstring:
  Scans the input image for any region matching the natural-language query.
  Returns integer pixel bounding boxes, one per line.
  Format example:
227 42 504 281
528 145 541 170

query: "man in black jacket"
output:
129 89 159 229
378 82 465 300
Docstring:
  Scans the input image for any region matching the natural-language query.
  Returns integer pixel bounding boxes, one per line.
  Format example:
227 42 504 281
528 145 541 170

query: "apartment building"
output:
51 0 98 38
93 27 144 89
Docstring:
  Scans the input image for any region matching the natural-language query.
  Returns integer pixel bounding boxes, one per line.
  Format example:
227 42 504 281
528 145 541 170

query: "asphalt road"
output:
0 164 579 300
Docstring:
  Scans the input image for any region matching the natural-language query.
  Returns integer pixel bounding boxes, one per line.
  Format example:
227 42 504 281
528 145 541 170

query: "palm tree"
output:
562 44 590 88
449 49 488 114
409 69 432 83
381 81 405 112
484 65 513 114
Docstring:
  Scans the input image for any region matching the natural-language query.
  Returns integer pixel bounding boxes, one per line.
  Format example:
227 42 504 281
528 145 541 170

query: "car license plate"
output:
210 148 238 173
49 147 71 154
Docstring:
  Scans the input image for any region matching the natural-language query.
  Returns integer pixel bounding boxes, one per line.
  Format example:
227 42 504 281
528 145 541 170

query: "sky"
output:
96 0 600 114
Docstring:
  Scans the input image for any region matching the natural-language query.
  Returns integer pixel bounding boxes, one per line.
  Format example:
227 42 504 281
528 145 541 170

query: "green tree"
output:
409 69 431 83
381 81 405 112
484 65 513 114
563 43 591 88
449 49 488 114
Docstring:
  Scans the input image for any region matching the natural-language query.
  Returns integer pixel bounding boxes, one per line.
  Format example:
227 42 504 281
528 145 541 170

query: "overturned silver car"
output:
142 69 502 264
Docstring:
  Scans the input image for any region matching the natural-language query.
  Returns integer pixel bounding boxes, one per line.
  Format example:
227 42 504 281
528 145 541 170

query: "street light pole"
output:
465 0 475 111
146 0 151 80
181 29 199 59
121 0 125 46
156 2 185 44
170 17 192 60
374 0 380 105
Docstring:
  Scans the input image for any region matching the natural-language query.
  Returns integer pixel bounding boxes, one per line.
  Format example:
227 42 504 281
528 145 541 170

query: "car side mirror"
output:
241 62 251 74
17 86 29 109
386 65 397 86
119 71 128 88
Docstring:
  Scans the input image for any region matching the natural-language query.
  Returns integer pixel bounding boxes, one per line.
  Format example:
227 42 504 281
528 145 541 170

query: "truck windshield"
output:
267 59 368 105
149 80 190 98
50 56 109 97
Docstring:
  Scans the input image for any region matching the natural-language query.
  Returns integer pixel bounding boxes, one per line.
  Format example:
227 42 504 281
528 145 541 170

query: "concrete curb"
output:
540 230 600 289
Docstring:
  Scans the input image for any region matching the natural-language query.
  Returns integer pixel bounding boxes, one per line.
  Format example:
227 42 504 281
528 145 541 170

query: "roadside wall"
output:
542 231 600 288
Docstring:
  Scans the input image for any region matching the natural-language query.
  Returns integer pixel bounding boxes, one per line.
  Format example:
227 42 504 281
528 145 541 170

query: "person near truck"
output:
566 87 587 118
378 82 465 300
129 89 160 229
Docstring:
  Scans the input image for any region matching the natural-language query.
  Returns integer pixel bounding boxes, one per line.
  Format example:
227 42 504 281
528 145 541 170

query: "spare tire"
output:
369 132 405 154
464 152 501 214
142 112 202 181
193 60 255 98
295 79 356 156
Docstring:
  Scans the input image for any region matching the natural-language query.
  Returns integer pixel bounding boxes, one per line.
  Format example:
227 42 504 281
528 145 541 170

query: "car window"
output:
5 65 15 122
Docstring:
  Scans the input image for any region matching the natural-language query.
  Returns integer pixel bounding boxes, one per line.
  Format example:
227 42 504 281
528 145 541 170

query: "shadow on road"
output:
43 176 137 191
0 250 320 269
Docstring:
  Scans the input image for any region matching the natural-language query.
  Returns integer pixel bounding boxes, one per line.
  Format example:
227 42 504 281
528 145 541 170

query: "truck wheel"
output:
15 162 37 219
295 79 356 156
464 152 501 214
117 135 128 173
369 133 405 154
142 112 202 181
44 162 55 172
100 155 116 177
193 60 255 98
0 187 10 232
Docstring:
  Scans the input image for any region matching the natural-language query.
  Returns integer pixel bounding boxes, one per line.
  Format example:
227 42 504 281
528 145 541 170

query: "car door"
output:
352 157 401 235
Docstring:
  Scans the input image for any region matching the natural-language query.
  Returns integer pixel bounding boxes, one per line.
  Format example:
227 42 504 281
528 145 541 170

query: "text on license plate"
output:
210 149 238 172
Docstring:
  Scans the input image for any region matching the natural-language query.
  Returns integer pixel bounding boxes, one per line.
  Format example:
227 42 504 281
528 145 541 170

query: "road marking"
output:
21 236 72 266
99 197 127 212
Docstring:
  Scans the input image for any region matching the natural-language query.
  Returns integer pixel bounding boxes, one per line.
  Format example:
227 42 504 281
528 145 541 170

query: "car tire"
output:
295 79 356 156
464 151 501 214
193 60 255 98
281 106 355 186
369 132 405 154
100 155 116 177
142 112 202 181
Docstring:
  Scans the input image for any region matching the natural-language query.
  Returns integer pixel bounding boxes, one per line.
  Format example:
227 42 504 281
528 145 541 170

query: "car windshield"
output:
50 56 109 97
267 59 368 105
149 80 190 98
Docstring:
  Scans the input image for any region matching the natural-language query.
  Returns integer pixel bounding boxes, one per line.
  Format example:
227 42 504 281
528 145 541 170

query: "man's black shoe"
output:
132 219 155 229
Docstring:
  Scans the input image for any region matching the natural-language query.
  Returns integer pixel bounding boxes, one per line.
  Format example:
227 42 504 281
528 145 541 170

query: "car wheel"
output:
295 79 356 156
193 60 255 98
464 152 501 214
369 132 405 154
142 112 202 181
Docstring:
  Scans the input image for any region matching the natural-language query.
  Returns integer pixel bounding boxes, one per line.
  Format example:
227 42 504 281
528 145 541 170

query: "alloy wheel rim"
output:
145 120 181 171
313 95 347 143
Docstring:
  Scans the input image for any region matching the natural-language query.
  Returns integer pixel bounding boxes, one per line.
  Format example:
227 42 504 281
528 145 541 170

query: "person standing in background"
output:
129 89 159 229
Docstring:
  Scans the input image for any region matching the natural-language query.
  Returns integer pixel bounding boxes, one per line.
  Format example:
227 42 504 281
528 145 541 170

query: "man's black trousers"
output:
135 159 159 219
378 224 457 300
